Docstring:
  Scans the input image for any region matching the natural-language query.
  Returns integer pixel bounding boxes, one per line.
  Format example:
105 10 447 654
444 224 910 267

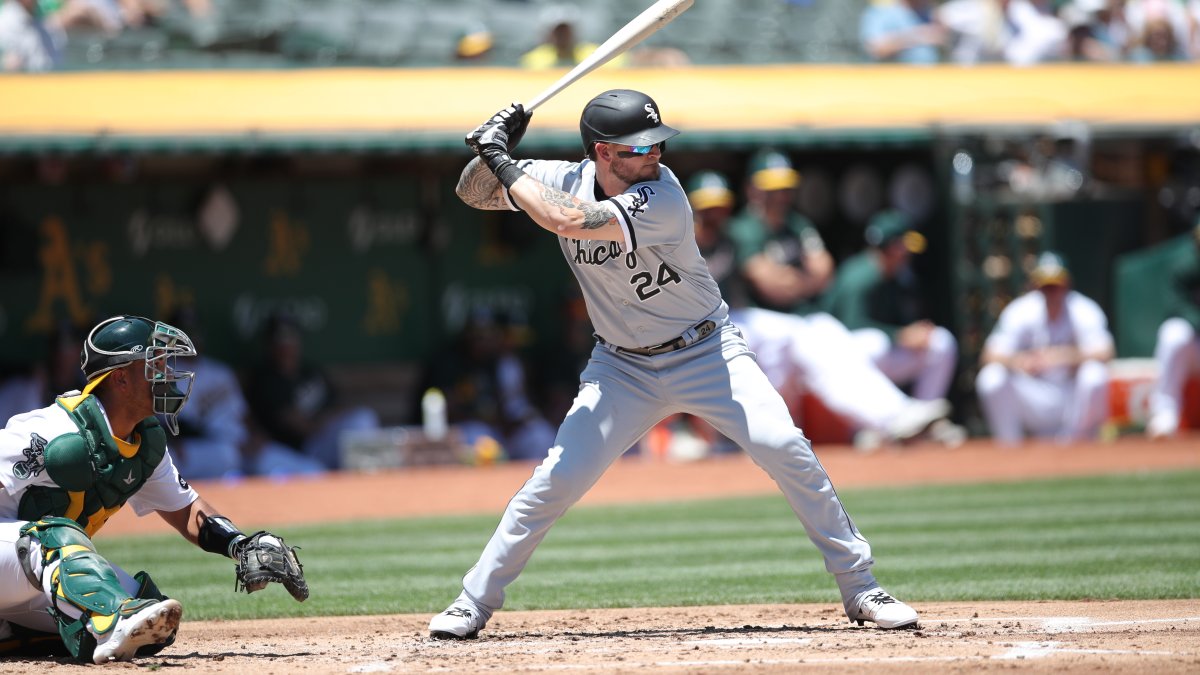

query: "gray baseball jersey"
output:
512 158 727 348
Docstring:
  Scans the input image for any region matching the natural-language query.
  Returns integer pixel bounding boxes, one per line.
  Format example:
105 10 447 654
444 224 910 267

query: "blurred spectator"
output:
1190 0 1200 57
975 251 1114 444
689 171 962 449
245 311 381 471
517 4 680 69
1128 11 1190 60
520 4 623 69
0 0 65 71
429 310 557 462
1124 0 1194 58
0 320 87 425
1146 220 1200 439
727 149 833 317
824 210 958 401
50 0 168 35
859 0 947 64
1059 0 1123 61
454 21 494 63
169 306 325 480
938 0 1069 65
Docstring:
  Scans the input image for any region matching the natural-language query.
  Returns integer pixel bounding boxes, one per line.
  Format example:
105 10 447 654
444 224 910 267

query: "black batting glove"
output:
465 103 530 189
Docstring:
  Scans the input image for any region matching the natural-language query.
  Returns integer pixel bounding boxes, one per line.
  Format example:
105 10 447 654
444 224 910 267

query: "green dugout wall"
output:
0 169 570 373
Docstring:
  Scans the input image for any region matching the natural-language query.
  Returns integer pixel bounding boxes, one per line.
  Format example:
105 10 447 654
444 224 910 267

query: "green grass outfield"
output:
98 469 1200 621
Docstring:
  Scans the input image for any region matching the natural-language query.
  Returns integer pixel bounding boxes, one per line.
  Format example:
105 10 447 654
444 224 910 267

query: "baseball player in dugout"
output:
0 315 308 664
824 210 958 402
688 171 961 451
727 148 833 317
975 252 1115 444
1146 220 1200 440
429 89 920 640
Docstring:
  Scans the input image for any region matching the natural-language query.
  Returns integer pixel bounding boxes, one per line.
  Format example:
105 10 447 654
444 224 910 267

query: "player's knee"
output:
975 362 1010 397
928 326 958 361
1076 360 1110 394
1156 317 1195 352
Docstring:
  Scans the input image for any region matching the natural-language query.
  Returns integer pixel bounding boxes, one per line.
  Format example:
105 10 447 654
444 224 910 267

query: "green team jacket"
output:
823 251 923 341
726 208 826 316
18 391 168 537
1167 249 1200 331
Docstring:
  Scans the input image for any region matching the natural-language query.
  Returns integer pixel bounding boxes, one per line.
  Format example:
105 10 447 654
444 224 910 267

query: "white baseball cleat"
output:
848 588 919 629
887 399 952 442
429 594 490 640
91 598 183 664
1146 412 1178 440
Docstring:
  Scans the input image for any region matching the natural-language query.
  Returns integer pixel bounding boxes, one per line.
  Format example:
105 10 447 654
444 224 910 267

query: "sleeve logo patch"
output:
13 433 48 480
628 186 655 218
178 474 190 490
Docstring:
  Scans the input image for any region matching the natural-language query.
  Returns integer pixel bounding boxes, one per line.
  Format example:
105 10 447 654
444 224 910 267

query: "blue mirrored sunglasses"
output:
613 142 663 158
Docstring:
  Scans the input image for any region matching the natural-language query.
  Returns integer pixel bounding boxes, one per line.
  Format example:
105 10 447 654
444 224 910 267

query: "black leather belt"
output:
600 319 717 357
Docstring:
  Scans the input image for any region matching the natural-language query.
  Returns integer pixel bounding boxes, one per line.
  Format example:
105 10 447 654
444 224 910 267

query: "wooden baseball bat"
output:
525 0 695 112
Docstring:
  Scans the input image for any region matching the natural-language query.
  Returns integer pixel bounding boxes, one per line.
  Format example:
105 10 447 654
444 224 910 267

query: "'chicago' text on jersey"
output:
570 239 625 266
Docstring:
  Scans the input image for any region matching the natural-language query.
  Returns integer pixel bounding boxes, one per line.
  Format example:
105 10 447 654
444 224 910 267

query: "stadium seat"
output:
353 0 424 65
279 0 362 65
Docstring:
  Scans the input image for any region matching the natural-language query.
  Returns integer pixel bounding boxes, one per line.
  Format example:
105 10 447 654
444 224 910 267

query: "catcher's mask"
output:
81 315 197 434
580 89 679 159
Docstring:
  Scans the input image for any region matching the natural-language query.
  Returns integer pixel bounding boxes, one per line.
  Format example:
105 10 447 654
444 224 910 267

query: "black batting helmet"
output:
580 89 679 157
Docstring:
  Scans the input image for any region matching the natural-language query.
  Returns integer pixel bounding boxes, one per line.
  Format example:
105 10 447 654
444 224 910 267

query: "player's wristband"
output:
199 515 247 559
485 153 526 190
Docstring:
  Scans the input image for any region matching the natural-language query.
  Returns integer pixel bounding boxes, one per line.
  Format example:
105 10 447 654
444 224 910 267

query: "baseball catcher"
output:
0 315 308 665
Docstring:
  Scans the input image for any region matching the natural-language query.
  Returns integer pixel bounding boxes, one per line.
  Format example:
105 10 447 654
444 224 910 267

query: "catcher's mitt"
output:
232 531 309 602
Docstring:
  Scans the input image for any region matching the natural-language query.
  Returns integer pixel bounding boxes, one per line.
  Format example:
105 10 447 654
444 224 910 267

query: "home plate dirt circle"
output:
14 599 1184 674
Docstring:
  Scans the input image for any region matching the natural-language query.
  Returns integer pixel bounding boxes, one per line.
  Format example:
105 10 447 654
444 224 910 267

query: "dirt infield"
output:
27 437 1200 672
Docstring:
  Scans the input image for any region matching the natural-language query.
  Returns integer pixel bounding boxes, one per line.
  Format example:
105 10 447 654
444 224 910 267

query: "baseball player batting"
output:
0 315 307 663
428 90 919 639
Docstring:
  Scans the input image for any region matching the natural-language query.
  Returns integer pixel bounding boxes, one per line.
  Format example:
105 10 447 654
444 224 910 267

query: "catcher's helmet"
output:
82 315 197 434
580 89 679 157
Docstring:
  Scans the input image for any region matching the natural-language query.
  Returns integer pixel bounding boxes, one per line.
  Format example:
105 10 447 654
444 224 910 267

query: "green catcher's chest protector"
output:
18 394 167 536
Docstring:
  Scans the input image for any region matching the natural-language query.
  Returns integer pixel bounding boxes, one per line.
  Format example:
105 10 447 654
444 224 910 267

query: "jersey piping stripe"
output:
609 199 637 251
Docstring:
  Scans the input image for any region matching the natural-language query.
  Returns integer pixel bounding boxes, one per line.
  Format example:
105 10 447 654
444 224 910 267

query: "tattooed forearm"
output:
456 158 509 210
537 184 615 231
580 202 615 230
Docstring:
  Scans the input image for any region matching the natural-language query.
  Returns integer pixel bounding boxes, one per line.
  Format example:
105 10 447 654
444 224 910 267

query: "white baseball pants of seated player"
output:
851 326 957 401
1148 317 1200 435
975 360 1110 444
0 519 141 635
459 318 880 616
729 309 916 434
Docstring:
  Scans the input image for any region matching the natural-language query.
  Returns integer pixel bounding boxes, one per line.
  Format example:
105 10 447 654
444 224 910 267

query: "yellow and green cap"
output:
456 24 494 59
865 210 926 254
1030 251 1070 287
747 149 800 191
687 171 734 210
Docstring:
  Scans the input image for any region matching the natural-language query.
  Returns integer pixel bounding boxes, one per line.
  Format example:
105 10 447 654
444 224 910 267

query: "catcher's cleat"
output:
429 595 489 640
848 588 919 629
91 598 182 664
